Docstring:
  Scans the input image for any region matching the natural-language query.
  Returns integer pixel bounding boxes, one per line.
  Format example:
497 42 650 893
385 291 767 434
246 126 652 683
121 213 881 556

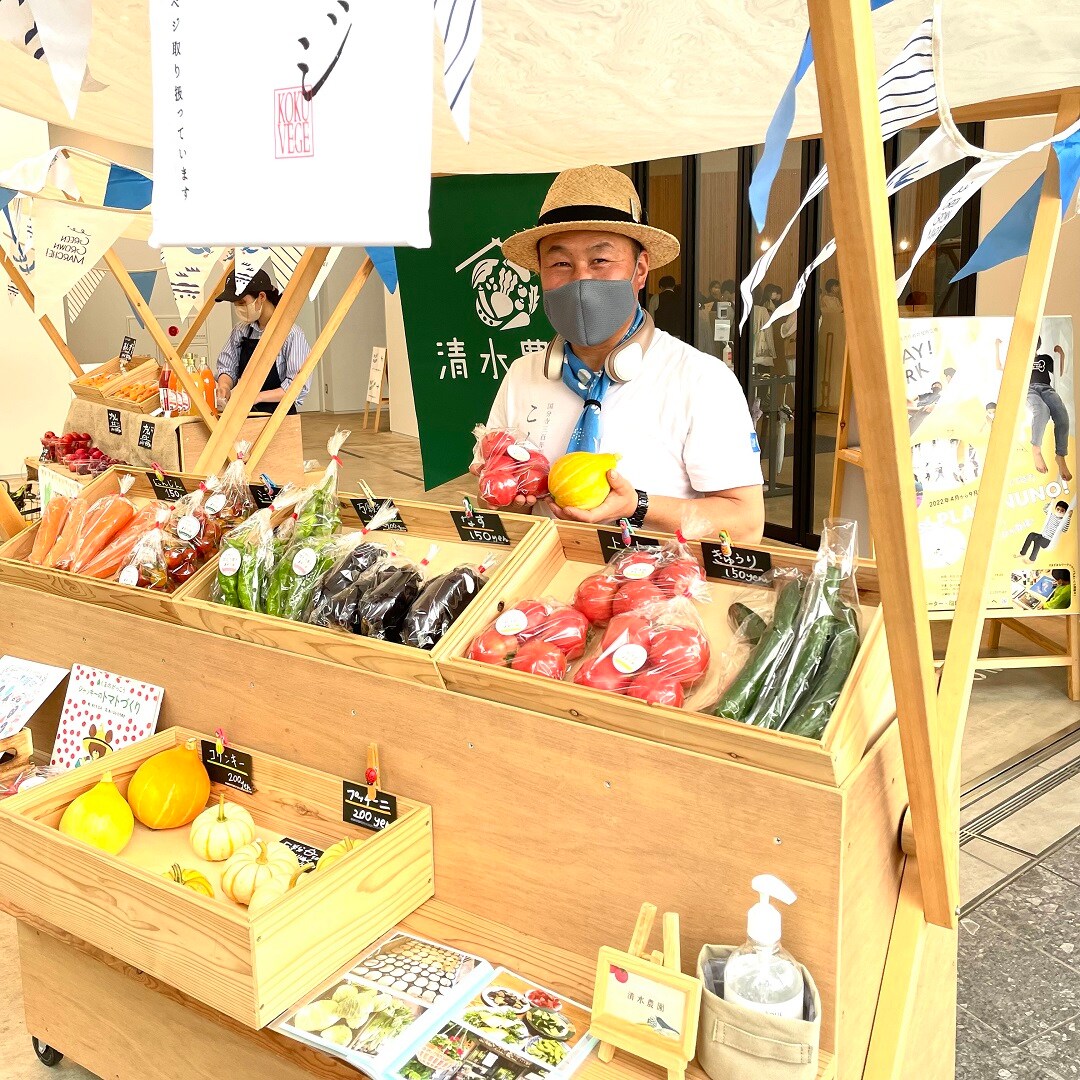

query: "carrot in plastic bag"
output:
44 499 89 569
76 502 171 579
28 497 71 565
58 476 137 572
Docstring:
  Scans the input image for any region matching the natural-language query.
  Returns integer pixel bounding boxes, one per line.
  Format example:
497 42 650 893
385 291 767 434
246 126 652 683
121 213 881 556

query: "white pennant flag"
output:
308 246 342 301
760 129 967 332
0 148 80 200
435 0 483 142
234 247 273 295
65 265 105 322
160 245 224 318
28 0 93 118
29 200 132 307
1 199 36 279
269 246 303 285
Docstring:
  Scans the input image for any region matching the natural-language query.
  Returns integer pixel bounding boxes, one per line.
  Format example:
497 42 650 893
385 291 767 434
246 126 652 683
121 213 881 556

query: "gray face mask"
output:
543 277 638 347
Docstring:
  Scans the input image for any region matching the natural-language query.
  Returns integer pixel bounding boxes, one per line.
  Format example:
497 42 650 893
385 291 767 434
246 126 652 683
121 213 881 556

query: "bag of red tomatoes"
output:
574 597 712 707
572 530 708 627
467 598 589 680
162 479 224 587
471 425 550 508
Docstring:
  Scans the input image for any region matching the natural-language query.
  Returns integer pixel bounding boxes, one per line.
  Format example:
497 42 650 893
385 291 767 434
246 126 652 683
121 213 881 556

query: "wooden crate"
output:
0 729 33 784
71 357 156 404
103 363 164 414
0 726 434 1029
0 466 212 624
178 413 306 487
437 521 894 786
173 498 549 688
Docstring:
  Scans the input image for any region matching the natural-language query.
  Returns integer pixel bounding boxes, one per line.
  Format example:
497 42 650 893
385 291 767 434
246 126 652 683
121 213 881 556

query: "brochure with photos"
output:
275 933 596 1080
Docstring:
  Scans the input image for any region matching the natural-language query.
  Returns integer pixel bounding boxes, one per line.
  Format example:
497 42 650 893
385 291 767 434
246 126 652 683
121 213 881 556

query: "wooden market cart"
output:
2 4 1078 1080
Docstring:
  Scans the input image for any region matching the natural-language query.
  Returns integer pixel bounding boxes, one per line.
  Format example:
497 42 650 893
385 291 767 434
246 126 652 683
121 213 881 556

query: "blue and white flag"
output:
435 0 483 142
65 266 105 323
162 245 224 318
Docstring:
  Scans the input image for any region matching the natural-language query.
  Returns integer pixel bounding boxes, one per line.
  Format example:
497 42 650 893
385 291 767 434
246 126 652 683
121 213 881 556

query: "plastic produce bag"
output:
162 477 223 587
294 428 350 541
401 555 496 650
78 501 172 580
574 597 711 706
58 476 138 572
208 440 257 526
29 495 71 565
356 544 441 642
471 424 549 508
265 533 341 621
468 598 590 678
116 528 170 591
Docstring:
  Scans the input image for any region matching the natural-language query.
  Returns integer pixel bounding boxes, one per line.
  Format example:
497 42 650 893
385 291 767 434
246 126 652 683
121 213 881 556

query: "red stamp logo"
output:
275 86 313 159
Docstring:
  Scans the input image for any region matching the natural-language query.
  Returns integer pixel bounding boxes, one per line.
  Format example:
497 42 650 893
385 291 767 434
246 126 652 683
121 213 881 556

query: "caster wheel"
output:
32 1038 64 1067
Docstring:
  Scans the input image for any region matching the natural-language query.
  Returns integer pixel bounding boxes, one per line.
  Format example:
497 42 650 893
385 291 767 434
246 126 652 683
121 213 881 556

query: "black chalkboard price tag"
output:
278 836 324 867
138 419 155 451
450 509 510 546
351 498 407 532
119 335 137 365
342 781 398 833
200 740 255 795
107 409 123 436
700 541 772 588
146 471 188 502
597 529 661 564
249 481 279 510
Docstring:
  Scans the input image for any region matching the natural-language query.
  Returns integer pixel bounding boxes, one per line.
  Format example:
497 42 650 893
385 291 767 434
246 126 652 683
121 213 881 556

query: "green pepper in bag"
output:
266 535 340 621
294 428 350 541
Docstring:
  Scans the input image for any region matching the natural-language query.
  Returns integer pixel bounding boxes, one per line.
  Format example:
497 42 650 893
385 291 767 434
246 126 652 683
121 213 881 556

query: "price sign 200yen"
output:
342 781 398 832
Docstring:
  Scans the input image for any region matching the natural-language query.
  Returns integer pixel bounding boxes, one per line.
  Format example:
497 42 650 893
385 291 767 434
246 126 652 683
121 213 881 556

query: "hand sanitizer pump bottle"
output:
723 875 805 1019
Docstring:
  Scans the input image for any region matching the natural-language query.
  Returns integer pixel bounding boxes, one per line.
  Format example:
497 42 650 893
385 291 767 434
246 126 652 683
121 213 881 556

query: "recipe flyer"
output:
276 933 596 1080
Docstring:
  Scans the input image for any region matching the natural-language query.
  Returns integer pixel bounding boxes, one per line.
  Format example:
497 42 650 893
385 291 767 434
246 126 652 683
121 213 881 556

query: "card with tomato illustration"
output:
50 665 163 769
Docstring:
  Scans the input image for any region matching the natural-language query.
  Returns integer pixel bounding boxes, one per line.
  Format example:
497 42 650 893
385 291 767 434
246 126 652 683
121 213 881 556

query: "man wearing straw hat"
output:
488 165 764 542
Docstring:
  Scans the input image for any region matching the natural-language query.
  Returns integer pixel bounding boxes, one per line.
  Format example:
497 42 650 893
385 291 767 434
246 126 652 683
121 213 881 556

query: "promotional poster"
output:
902 316 1076 615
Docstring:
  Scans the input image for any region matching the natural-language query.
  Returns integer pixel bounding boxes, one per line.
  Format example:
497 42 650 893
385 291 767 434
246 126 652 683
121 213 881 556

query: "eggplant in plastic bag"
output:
306 542 390 629
357 544 438 642
402 564 488 650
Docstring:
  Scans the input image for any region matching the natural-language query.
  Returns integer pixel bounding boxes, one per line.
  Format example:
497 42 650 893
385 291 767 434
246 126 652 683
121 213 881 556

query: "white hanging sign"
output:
149 0 433 248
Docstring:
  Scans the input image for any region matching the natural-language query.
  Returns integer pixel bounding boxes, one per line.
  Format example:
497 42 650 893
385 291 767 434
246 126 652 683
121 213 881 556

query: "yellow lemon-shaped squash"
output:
162 863 215 897
548 452 621 510
58 771 134 855
221 839 300 906
315 837 365 872
189 794 256 862
127 737 211 830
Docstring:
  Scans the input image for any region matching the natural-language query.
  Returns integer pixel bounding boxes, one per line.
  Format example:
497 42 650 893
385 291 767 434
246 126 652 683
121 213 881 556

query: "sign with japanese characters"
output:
366 346 387 406
51 665 164 770
0 656 69 740
397 174 556 488
200 740 255 795
149 0 432 247
700 540 773 588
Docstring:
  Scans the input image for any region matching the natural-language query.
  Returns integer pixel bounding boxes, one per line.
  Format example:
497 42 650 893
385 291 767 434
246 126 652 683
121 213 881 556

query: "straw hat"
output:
502 165 680 273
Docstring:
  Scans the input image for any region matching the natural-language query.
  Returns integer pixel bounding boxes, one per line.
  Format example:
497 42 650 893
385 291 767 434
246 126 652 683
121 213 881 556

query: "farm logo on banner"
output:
275 88 313 159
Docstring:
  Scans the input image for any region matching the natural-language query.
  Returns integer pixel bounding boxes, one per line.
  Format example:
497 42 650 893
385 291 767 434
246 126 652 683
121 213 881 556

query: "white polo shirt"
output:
487 330 763 499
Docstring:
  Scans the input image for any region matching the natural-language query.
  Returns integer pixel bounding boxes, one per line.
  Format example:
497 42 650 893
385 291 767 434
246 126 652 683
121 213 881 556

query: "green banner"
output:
398 173 556 489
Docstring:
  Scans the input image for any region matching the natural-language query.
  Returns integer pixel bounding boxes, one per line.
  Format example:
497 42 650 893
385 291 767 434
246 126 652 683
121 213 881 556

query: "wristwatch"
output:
627 489 649 530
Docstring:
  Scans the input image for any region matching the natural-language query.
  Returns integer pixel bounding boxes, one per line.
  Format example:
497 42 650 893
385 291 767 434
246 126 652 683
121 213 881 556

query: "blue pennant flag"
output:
367 247 398 294
103 165 153 210
1055 128 1080 215
0 186 15 213
953 175 1043 282
749 0 901 232
126 269 159 329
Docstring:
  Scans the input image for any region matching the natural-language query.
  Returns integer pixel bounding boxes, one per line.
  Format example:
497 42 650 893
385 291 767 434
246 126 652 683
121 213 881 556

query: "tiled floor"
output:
2 412 1078 1078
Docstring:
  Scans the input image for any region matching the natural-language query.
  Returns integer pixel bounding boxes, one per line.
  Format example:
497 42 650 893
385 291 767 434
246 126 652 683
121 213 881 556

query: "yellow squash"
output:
189 794 256 862
315 837 365 872
548 452 620 510
58 771 134 855
221 839 300 906
162 863 215 897
127 737 211 830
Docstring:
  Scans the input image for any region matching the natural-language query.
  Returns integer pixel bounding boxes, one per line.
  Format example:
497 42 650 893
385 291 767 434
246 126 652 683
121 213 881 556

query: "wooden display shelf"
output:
70 356 156 403
178 411 306 486
103 362 164 414
437 521 894 786
0 726 434 1029
0 465 214 625
174 497 549 689
12 901 835 1080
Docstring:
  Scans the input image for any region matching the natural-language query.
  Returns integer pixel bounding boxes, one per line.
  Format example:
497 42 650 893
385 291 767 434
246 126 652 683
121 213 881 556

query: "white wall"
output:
384 285 418 438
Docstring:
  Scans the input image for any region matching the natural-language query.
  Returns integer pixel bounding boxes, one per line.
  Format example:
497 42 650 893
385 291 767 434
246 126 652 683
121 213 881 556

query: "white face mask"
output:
235 298 263 324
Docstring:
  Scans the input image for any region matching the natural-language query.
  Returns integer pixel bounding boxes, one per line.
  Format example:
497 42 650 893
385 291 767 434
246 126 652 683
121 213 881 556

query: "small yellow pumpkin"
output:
292 865 317 890
127 737 211 830
315 837 365 872
58 771 134 855
221 839 299 906
162 863 215 897
189 794 256 862
248 876 292 914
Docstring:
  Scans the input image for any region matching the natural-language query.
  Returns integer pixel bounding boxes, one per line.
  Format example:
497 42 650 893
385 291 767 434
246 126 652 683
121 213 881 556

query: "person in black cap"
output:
214 267 312 414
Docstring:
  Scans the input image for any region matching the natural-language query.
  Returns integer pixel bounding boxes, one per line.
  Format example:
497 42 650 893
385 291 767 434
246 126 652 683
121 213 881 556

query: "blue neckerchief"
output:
560 307 645 454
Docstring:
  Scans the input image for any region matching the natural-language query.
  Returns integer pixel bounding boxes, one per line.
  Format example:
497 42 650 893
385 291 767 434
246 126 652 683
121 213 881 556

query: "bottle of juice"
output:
158 363 173 416
198 360 216 416
169 364 191 416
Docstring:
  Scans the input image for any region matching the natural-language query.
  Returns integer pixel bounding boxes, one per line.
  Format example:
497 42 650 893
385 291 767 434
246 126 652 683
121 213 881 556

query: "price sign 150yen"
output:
200 740 255 795
342 781 398 832
700 540 772 588
450 509 510 546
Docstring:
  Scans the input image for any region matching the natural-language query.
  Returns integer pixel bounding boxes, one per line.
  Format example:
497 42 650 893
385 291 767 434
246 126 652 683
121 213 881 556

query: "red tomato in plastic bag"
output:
573 573 621 625
654 558 707 598
510 640 568 679
518 452 550 498
574 656 632 693
612 549 664 581
480 467 519 508
481 431 514 461
469 628 518 665
627 675 685 707
601 613 652 653
612 579 667 617
647 625 711 684
530 607 589 659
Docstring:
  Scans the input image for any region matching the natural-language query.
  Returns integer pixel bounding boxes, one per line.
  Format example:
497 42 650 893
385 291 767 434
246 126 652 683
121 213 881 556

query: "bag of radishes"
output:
471 424 550 508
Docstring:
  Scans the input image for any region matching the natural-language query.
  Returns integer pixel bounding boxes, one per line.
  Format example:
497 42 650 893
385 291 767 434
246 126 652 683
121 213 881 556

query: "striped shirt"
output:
216 322 312 407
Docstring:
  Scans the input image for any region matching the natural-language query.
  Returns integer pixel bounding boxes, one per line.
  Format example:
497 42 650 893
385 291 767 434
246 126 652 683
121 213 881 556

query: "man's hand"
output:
551 470 638 524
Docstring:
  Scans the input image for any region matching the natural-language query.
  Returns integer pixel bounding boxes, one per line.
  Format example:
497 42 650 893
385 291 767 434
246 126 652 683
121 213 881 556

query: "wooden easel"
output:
596 903 684 1080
